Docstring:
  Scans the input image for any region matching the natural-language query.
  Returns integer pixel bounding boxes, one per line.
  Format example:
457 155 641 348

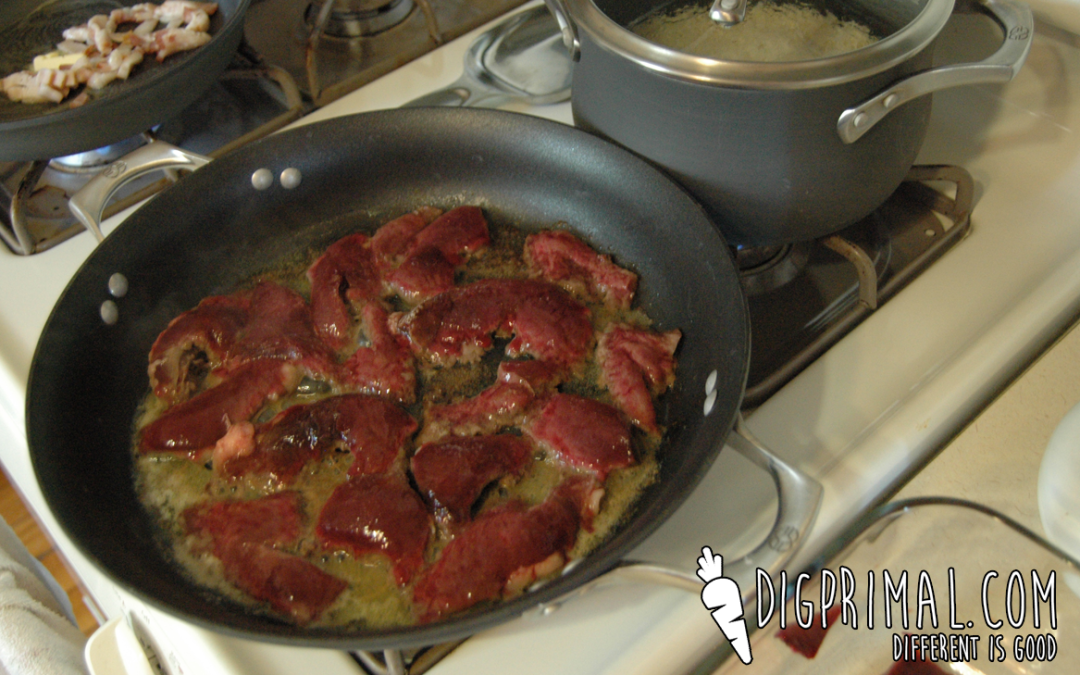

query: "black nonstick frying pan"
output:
25 108 819 651
0 0 249 161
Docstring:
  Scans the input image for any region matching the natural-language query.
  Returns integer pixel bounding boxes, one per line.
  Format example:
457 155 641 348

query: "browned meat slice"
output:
411 477 593 622
343 303 417 404
307 233 383 351
391 279 593 368
316 474 433 586
148 281 342 405
410 435 534 522
382 206 491 304
184 493 346 623
525 230 638 310
139 360 300 457
523 393 635 480
597 324 681 435
216 393 418 482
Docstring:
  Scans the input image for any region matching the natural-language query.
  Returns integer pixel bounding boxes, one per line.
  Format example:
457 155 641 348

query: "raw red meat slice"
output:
343 303 417 404
523 393 635 480
139 360 300 457
222 542 348 624
405 206 490 265
777 605 843 659
411 478 587 622
184 491 302 548
371 209 441 267
597 324 681 435
391 279 593 368
410 435 533 522
418 379 535 444
316 474 433 586
148 292 248 405
307 233 383 350
217 393 418 482
524 230 638 310
381 206 491 304
184 493 346 623
148 281 343 404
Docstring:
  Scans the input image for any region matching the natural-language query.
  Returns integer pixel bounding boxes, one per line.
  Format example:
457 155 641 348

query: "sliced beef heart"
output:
410 434 533 522
307 232 383 351
524 229 638 310
316 474 433 586
597 323 681 435
523 393 635 480
391 278 593 368
183 493 346 623
411 478 587 622
138 360 299 457
216 393 418 482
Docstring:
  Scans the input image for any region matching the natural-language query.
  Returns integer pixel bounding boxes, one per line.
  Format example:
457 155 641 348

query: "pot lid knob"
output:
708 0 747 26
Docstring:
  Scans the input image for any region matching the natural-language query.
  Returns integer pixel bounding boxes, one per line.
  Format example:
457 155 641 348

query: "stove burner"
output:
736 242 812 297
49 134 151 173
305 0 416 37
741 165 975 408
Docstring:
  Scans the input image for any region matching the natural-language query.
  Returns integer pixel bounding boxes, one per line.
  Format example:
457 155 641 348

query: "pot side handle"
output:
68 141 211 243
539 413 823 608
837 0 1033 144
543 0 581 61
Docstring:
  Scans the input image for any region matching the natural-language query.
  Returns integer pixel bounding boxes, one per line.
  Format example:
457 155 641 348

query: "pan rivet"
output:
108 273 128 298
705 370 717 395
280 168 302 189
251 168 273 191
100 300 119 325
704 390 717 416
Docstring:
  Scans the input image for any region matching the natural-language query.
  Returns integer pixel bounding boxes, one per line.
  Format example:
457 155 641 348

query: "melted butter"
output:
133 213 669 629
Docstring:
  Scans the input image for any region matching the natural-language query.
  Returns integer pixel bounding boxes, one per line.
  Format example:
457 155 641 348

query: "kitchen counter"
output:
895 316 1080 539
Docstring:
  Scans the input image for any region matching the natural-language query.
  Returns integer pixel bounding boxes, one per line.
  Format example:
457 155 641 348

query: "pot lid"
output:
565 0 955 87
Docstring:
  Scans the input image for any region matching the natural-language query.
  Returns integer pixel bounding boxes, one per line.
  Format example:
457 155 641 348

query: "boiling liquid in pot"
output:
629 0 878 61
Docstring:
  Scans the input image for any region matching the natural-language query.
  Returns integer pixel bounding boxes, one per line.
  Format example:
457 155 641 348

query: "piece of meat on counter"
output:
524 229 638 310
307 232 383 351
316 474 433 586
343 303 417 404
139 360 300 457
412 477 593 622
381 206 491 304
410 434 534 522
777 605 843 659
597 324 681 435
523 393 636 480
214 393 418 482
183 493 346 623
391 278 593 368
149 281 342 404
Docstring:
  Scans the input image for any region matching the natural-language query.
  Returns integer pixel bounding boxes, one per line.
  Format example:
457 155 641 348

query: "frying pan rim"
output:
24 107 751 650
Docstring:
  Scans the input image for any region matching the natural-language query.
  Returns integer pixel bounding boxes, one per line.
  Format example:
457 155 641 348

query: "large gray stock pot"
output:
545 0 1033 246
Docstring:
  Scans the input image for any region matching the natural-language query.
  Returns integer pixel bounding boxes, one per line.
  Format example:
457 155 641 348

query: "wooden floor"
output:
0 467 100 636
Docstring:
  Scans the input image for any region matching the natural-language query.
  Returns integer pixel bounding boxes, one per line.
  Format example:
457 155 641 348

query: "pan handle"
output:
532 413 823 606
68 141 211 243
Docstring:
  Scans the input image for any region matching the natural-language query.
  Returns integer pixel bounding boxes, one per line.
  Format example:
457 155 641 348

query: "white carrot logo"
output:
697 546 753 664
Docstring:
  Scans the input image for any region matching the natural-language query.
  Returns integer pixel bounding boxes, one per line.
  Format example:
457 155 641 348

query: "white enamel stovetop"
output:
2 6 1080 674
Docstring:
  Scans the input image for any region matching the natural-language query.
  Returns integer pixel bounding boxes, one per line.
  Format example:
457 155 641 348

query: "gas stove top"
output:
1 5 1080 675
